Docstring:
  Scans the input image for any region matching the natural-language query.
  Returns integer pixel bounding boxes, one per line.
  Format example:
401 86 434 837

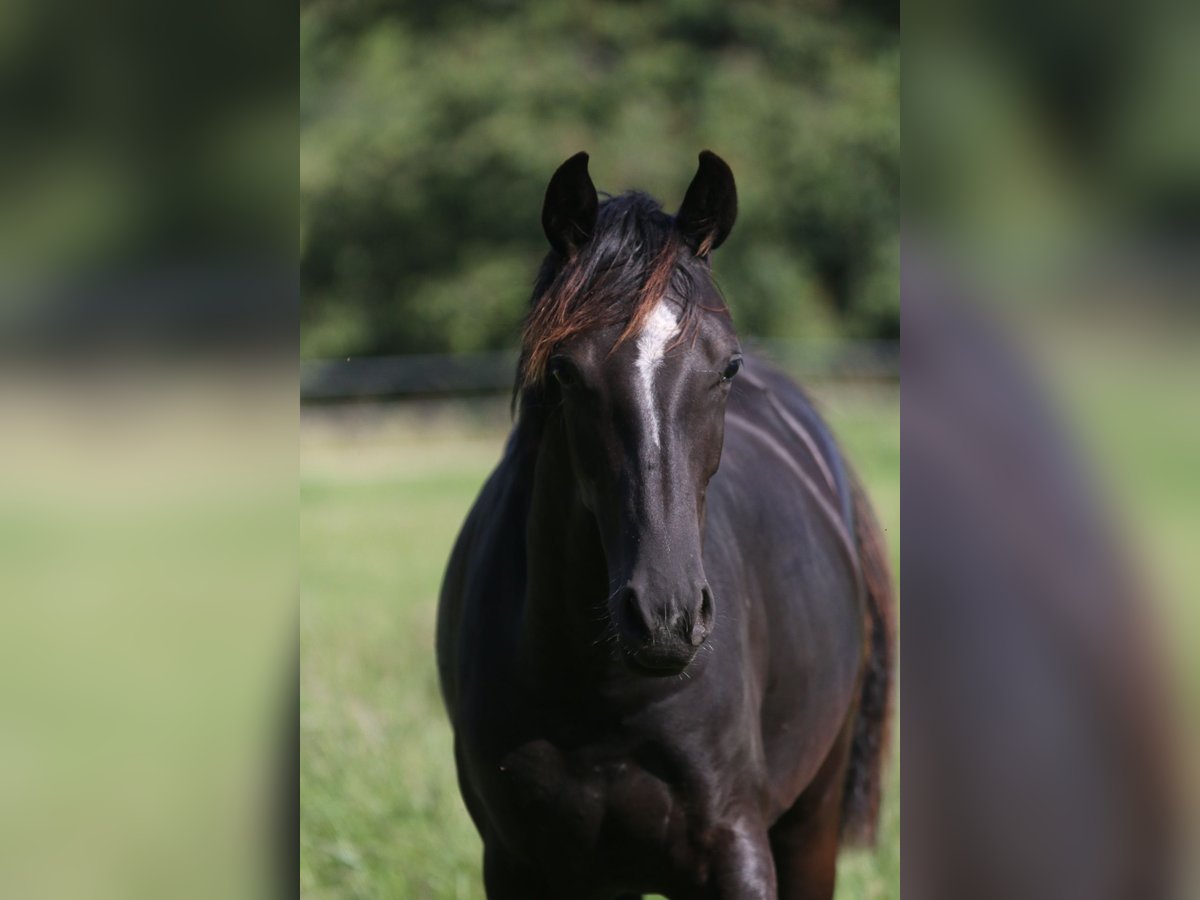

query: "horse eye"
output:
549 356 576 386
721 357 743 382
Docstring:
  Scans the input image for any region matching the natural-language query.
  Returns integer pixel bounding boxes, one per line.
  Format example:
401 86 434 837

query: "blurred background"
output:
0 0 293 898
905 0 1199 896
299 1 900 898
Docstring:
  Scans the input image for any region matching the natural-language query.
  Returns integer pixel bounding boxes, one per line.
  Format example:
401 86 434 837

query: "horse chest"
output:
466 727 734 886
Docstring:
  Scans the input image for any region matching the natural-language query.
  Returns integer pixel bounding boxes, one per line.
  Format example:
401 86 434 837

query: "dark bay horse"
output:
437 151 894 899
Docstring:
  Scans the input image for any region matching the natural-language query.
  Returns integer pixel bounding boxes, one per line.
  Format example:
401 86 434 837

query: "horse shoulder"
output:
437 443 529 724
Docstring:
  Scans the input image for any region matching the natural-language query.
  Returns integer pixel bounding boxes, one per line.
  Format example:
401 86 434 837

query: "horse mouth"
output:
622 644 696 677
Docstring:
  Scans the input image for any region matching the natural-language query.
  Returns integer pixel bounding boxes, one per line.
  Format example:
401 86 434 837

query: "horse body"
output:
437 153 891 899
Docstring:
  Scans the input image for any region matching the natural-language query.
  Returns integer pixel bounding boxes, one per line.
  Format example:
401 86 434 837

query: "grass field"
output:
300 385 901 899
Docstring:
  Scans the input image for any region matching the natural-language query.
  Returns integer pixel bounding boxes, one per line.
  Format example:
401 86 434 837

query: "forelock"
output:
519 192 704 388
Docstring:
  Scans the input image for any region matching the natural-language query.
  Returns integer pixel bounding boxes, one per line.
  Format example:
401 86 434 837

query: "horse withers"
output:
437 151 894 899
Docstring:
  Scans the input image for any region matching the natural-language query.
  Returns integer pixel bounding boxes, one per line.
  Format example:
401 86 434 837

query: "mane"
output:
517 191 709 392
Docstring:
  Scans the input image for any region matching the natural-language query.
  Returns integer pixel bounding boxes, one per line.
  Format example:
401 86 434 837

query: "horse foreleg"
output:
697 820 777 900
768 739 851 900
481 842 549 900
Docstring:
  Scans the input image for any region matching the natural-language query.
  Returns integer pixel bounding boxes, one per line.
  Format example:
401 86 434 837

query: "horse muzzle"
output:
616 583 713 676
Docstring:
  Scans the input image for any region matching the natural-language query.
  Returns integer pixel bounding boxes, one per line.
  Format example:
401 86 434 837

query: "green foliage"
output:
301 0 899 357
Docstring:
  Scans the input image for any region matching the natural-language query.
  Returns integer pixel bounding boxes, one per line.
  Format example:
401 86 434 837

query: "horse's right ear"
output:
542 152 598 257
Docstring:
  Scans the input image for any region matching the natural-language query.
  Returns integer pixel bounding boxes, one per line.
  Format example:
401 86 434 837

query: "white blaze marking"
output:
634 301 680 448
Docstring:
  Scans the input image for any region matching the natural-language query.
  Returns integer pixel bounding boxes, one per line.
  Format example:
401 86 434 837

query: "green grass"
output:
300 387 900 899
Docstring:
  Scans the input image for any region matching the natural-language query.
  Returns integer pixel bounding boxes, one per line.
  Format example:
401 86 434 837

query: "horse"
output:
437 151 894 899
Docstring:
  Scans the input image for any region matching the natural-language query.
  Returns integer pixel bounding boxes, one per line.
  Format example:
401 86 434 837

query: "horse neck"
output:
517 412 617 685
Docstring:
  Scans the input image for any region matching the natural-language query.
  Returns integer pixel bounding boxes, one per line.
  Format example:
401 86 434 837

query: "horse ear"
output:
542 152 598 256
676 150 737 256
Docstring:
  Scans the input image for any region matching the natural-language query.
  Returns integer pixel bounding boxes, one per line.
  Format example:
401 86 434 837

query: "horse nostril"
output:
690 586 715 646
620 586 651 642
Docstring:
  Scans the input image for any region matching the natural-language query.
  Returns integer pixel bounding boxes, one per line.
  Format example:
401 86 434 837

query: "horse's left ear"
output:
675 150 737 256
542 151 598 257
